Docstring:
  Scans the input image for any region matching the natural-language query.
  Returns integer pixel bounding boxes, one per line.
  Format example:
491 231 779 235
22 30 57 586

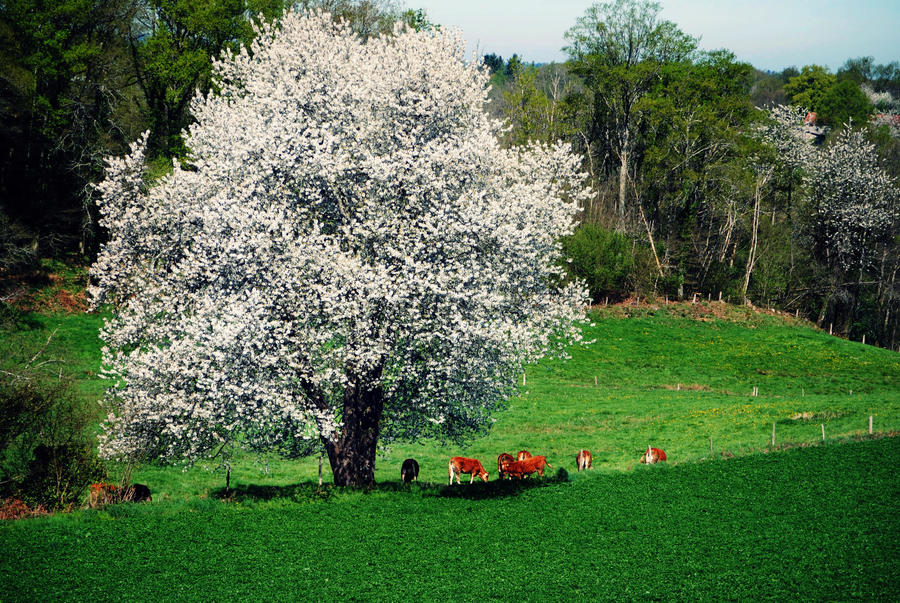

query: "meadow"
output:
0 438 897 600
1 300 898 600
7 301 896 495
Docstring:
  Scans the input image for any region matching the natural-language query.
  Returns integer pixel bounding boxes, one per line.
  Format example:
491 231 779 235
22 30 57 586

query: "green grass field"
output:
1 301 898 600
1 438 897 601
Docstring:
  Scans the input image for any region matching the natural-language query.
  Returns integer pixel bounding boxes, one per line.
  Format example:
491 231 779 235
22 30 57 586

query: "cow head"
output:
478 469 489 482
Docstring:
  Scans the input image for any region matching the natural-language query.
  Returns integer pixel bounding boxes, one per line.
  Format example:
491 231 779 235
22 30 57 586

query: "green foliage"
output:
505 53 522 79
0 338 105 510
784 64 836 111
560 224 642 302
400 8 438 32
501 65 551 145
482 53 504 74
817 79 872 126
133 0 289 157
0 0 141 257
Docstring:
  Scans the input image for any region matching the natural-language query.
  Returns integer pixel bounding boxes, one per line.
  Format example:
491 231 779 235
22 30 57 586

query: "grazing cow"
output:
121 483 152 503
497 453 515 479
401 458 419 483
449 457 489 484
640 446 667 464
503 455 552 479
88 482 119 508
516 450 532 461
576 449 593 471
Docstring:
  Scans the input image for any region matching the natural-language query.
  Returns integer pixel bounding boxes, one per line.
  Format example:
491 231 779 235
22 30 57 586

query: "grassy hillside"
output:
1 438 897 601
2 301 898 497
2 299 898 600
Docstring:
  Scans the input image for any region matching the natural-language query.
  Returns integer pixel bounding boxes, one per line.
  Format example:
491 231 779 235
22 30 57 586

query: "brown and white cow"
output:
503 455 552 479
401 458 419 483
576 449 593 471
449 457 489 484
497 453 515 480
89 482 119 508
516 450 532 461
640 446 667 464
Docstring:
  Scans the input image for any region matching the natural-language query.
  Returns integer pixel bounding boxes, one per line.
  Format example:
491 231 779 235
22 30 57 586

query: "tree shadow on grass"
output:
426 472 569 500
211 468 570 502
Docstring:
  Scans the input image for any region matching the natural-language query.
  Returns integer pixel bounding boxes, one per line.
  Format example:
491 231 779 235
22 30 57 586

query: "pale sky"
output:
404 0 899 72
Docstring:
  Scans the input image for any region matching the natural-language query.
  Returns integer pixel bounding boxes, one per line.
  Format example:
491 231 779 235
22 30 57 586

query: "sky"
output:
404 0 900 72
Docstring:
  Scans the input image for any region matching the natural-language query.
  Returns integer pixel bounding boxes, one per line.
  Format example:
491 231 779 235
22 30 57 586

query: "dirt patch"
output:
2 261 90 314
591 296 814 329
661 383 711 392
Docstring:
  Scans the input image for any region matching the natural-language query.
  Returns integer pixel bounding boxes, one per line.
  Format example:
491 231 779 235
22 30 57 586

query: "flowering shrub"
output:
91 10 590 485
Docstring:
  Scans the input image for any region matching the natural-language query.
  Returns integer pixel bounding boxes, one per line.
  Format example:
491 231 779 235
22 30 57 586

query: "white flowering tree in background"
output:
761 106 898 328
808 126 898 304
90 10 590 486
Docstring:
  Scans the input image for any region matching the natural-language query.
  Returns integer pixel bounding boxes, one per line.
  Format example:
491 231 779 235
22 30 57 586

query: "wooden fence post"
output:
821 424 825 442
594 375 598 387
869 415 873 435
318 454 323 487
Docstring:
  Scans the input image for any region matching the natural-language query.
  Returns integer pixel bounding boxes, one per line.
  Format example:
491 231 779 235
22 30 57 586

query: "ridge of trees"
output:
2 0 899 348
489 2 898 350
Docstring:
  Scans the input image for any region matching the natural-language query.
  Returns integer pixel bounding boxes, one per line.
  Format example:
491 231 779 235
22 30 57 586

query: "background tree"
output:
500 62 575 147
806 126 898 335
91 11 590 486
0 0 141 259
635 50 760 295
783 64 835 112
817 79 871 127
128 0 290 159
564 0 697 223
482 53 504 75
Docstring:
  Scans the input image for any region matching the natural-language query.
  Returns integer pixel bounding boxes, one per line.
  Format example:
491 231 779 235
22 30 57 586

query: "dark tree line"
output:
0 0 411 272
2 0 898 349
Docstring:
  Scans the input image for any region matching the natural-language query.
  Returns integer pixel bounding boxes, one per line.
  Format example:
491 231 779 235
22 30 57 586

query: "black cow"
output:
122 483 152 502
401 458 419 483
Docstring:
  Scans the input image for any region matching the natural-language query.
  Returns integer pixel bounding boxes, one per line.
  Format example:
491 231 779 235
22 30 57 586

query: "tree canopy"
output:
91 10 590 486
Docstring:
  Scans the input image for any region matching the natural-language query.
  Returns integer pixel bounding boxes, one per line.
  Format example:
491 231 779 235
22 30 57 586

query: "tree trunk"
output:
742 168 771 303
323 378 384 487
741 180 762 302
618 128 630 224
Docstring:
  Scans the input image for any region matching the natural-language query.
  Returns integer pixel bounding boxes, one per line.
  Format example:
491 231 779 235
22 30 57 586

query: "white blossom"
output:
91 10 591 473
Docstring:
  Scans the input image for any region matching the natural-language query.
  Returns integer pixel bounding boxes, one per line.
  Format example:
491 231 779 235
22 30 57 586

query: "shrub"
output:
0 342 105 510
560 223 655 302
